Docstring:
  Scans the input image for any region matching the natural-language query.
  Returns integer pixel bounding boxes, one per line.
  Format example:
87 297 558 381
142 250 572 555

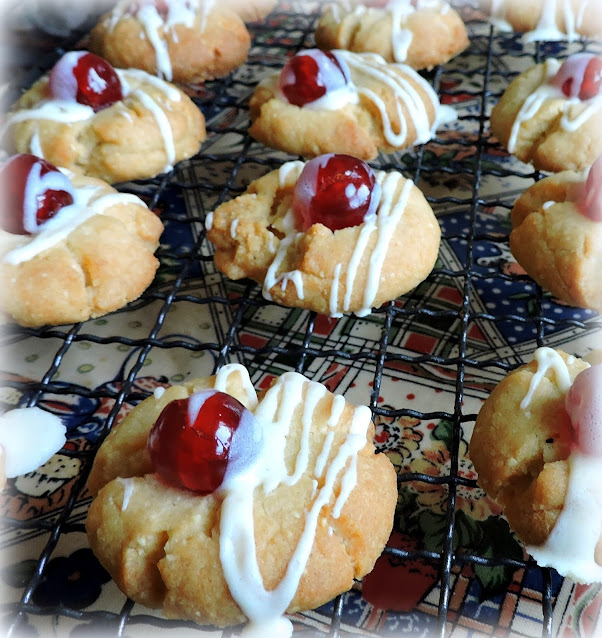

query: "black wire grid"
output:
2 3 601 637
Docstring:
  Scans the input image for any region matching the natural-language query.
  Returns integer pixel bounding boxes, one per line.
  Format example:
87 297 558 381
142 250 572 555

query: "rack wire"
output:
1 2 601 637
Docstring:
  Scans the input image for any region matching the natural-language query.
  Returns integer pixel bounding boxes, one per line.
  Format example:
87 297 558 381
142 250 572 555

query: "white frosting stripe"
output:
527 452 602 583
520 347 575 411
218 372 371 634
507 57 602 151
133 90 176 171
213 363 259 410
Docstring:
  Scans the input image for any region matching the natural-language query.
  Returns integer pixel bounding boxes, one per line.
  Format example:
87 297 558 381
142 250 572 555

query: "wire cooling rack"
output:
1 2 602 637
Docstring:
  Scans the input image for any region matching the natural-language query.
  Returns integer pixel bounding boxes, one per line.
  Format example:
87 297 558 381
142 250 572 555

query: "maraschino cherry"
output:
292 154 381 232
48 51 123 112
577 155 602 222
565 364 602 457
550 53 602 101
148 390 258 493
0 154 74 235
279 49 350 107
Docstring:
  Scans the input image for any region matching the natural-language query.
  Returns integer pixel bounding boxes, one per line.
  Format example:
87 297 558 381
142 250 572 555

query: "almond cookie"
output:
86 363 397 632
471 347 602 583
206 154 441 316
5 51 205 184
509 156 602 312
490 54 602 172
89 0 251 83
315 0 469 71
479 0 602 41
249 49 457 160
0 154 163 327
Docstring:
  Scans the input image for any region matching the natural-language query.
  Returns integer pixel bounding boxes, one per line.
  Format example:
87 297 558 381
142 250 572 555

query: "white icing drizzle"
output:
262 233 305 300
218 372 371 635
524 0 566 42
137 4 174 80
132 89 175 171
527 451 602 582
329 263 343 317
29 128 44 158
107 0 213 79
315 394 347 479
213 362 259 411
278 161 304 188
336 50 455 148
3 173 148 265
118 477 135 511
153 386 166 399
388 0 416 64
116 69 182 103
361 174 413 311
520 347 575 412
260 162 417 316
230 218 239 239
6 69 181 173
0 407 66 478
504 58 602 151
520 347 602 582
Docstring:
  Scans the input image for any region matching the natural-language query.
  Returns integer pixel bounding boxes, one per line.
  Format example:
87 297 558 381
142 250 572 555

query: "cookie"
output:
479 0 602 41
490 54 602 172
509 157 602 312
0 155 164 327
86 363 397 630
315 0 469 71
89 0 251 83
4 51 205 184
249 49 457 160
205 154 441 316
471 347 602 582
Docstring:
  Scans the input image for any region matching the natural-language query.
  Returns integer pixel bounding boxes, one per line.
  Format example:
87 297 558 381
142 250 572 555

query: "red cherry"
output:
292 154 381 232
148 390 257 493
580 57 602 100
577 155 602 222
551 54 602 101
49 51 123 112
0 154 74 235
279 49 350 107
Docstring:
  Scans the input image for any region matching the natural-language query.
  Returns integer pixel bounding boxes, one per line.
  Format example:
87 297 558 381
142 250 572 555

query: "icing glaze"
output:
520 346 575 412
263 162 417 316
153 386 166 399
565 364 602 456
217 370 370 635
7 67 181 171
506 58 602 153
3 171 148 265
265 49 454 152
0 407 66 478
326 0 453 64
106 0 214 80
519 349 602 582
131 89 176 171
118 477 136 511
527 452 602 582
488 0 589 41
